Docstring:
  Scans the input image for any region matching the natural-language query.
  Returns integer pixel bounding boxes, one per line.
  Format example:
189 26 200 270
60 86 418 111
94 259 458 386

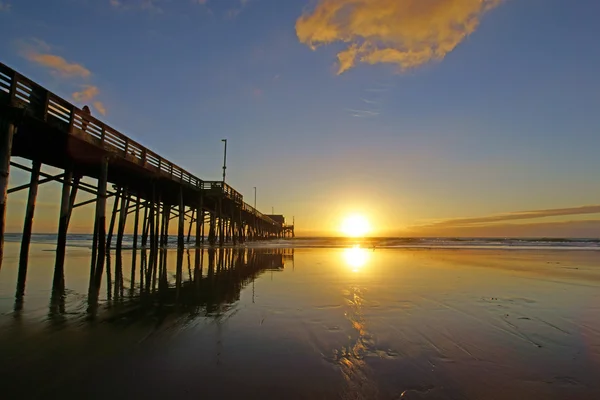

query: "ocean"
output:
4 233 600 250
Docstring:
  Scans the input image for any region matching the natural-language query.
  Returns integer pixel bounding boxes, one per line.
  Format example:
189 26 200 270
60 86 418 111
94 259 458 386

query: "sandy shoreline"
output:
0 244 599 399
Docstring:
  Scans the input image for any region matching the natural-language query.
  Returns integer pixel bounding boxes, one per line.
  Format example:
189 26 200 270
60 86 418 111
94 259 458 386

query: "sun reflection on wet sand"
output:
342 246 370 272
1 245 599 399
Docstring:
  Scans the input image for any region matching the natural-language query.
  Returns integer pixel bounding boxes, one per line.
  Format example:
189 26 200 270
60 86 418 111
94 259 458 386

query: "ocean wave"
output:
3 234 599 250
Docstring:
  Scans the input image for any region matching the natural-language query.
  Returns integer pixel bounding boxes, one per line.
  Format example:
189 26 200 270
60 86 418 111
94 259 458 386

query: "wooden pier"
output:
0 61 294 301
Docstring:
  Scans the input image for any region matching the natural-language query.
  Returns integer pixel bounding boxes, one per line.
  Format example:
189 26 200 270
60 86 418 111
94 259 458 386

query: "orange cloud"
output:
296 0 503 74
24 52 91 78
93 101 107 116
72 85 99 103
413 205 600 230
19 39 107 115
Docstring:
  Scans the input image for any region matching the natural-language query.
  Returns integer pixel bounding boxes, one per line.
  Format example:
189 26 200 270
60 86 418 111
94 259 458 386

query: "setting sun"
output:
340 214 371 237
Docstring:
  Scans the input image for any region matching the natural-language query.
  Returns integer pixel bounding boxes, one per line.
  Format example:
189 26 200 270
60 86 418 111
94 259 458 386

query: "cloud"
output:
110 0 163 13
414 205 600 230
19 39 107 115
0 1 11 12
346 108 379 118
72 85 100 103
407 220 600 239
72 87 107 115
23 51 91 78
296 0 503 74
226 0 250 19
93 101 107 116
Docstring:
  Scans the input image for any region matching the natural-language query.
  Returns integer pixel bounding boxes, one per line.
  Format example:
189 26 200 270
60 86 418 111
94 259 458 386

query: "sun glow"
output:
340 214 371 237
343 246 370 272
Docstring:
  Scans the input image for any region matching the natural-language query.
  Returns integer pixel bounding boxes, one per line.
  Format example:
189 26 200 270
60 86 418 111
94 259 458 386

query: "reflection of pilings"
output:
115 248 124 300
96 248 292 319
176 247 184 303
106 253 112 301
140 249 147 295
16 160 40 298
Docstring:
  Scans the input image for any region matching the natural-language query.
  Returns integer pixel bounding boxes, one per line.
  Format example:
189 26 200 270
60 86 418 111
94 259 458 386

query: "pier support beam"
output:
131 196 140 293
15 161 41 298
91 158 108 297
0 118 16 271
116 189 129 252
195 208 202 248
209 212 216 245
178 188 185 248
186 209 194 244
53 168 76 292
106 187 122 252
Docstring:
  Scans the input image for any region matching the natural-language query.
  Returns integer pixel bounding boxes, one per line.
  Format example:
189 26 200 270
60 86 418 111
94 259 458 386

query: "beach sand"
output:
0 242 599 399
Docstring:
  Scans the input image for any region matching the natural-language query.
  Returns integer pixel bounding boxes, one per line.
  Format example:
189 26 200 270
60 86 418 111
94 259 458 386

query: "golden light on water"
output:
340 214 371 237
343 246 370 272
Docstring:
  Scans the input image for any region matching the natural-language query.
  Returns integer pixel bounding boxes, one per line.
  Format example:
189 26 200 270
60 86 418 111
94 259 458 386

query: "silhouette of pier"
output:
0 61 294 301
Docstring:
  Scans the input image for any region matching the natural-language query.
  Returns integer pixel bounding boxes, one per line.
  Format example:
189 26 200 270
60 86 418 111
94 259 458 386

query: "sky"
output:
1 0 600 237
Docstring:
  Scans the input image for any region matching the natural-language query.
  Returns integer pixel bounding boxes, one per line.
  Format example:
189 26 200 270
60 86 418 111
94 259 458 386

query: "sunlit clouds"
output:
72 85 99 103
296 0 503 74
93 101 107 116
405 205 600 237
23 52 90 78
19 39 107 115
414 205 600 229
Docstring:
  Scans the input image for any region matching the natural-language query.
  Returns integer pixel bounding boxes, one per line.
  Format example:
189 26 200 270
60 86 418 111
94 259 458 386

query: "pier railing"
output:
0 63 206 190
0 62 283 228
201 181 244 204
242 203 279 226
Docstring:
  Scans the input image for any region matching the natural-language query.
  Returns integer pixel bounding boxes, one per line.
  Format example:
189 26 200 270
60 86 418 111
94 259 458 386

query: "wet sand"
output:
0 243 599 399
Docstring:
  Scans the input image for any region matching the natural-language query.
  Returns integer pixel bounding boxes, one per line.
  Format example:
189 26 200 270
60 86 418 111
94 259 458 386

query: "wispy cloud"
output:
19 39 107 115
73 86 107 115
110 0 163 14
346 108 379 118
296 0 503 74
406 220 600 239
93 101 107 116
414 205 600 230
22 46 91 78
0 1 11 12
72 85 99 103
346 80 393 118
226 0 250 19
192 0 250 19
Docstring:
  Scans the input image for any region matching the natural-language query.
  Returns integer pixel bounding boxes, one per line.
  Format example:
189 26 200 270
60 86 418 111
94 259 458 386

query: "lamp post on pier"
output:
221 139 227 183
253 187 257 209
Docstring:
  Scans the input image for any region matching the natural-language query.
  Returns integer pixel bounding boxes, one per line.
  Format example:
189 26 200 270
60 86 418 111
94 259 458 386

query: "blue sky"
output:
1 0 600 236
